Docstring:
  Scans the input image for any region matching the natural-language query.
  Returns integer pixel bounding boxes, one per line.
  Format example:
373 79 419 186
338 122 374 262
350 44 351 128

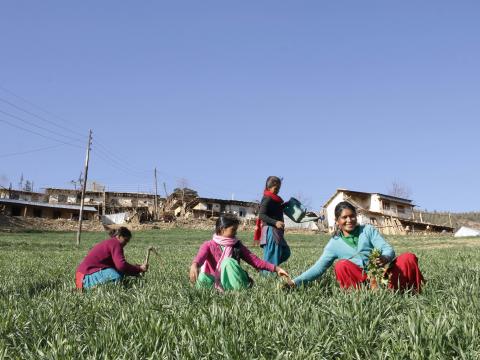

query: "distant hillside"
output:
413 211 480 229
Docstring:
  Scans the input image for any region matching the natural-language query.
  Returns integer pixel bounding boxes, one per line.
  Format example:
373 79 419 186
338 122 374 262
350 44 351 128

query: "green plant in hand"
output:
367 248 389 288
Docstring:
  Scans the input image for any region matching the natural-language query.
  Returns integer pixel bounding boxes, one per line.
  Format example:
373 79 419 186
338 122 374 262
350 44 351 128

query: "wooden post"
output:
419 212 423 223
154 168 159 221
102 189 106 216
76 130 92 246
448 212 453 227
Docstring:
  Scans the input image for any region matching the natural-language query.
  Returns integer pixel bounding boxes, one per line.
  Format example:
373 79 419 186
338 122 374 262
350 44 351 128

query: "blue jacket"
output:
293 225 395 286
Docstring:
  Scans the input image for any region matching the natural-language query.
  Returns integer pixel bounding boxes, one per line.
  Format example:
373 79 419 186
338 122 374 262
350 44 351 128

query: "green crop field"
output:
1 229 480 359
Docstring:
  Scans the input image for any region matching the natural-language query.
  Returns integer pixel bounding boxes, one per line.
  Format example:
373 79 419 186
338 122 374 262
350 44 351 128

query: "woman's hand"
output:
275 266 290 278
275 221 285 229
189 263 200 284
139 263 149 272
375 256 389 267
280 273 296 290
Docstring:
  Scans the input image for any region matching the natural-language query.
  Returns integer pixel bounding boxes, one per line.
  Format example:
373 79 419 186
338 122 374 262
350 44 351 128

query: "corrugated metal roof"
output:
0 198 97 212
197 197 258 207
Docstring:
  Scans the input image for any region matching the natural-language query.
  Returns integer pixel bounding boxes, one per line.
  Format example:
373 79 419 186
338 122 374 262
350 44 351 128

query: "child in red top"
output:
76 227 148 289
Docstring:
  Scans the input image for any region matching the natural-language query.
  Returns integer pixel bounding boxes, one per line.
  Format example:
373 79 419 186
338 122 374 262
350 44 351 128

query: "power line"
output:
0 84 85 137
93 150 152 179
0 108 83 143
0 144 66 158
93 147 151 177
93 139 151 174
0 85 154 178
0 96 85 142
0 116 83 148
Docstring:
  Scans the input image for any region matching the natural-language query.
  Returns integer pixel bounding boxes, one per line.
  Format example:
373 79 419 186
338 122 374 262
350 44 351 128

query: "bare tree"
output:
388 181 412 199
24 180 32 192
177 178 190 216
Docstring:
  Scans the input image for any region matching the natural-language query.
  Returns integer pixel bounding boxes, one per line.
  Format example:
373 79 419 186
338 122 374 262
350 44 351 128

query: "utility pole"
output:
154 168 159 221
77 130 92 246
163 182 168 197
102 188 106 216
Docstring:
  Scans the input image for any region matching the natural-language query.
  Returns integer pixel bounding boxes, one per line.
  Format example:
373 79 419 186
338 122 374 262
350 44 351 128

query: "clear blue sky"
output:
0 1 479 212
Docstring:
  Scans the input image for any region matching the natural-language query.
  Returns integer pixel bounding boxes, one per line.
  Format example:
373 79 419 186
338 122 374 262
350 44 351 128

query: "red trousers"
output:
334 253 424 293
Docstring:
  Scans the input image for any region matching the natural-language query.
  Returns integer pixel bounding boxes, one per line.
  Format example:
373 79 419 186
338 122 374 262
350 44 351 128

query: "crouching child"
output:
75 227 148 290
190 214 289 291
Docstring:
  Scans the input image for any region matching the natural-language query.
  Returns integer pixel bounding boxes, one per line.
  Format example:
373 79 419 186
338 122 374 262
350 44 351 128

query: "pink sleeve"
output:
193 241 211 266
239 243 275 272
111 241 142 275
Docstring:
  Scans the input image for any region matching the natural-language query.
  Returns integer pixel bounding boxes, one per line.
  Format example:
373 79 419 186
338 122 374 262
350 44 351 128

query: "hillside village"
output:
1 184 477 235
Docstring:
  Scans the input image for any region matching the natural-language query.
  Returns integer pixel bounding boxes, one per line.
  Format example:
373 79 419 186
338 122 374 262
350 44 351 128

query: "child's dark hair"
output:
111 226 132 239
215 214 240 235
334 201 357 220
265 176 282 190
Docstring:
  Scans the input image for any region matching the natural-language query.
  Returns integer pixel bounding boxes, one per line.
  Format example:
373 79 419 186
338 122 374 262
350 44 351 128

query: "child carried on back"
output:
190 214 289 291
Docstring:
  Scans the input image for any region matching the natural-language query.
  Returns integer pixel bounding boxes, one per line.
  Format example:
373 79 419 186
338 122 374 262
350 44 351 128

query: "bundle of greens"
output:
367 248 390 289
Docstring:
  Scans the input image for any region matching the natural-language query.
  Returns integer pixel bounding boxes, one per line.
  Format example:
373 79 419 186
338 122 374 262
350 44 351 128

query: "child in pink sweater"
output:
190 214 289 291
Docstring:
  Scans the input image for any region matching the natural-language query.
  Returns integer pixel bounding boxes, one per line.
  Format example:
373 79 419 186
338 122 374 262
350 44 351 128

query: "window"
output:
397 205 405 214
239 208 245 217
58 194 67 203
11 206 22 216
382 201 390 211
207 204 212 211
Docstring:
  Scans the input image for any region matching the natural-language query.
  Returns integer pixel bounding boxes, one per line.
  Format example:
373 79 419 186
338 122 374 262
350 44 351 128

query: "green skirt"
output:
196 258 251 291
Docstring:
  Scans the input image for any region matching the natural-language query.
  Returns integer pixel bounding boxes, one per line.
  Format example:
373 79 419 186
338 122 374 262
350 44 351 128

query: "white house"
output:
322 189 457 235
323 189 415 230
45 188 163 214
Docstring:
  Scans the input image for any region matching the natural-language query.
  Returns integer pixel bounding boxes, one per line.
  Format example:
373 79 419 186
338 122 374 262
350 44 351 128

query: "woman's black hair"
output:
115 226 132 239
334 201 357 220
265 176 282 190
215 213 240 235
333 201 357 236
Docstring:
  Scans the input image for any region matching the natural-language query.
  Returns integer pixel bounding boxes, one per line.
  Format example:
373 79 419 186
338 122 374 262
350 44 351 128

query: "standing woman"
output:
288 201 424 293
254 176 291 267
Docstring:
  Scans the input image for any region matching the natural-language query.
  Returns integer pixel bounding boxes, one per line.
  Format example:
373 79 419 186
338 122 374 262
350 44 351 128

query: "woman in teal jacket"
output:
289 201 424 293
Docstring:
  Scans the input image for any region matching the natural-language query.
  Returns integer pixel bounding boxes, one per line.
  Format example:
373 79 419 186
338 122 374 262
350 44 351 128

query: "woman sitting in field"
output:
286 201 424 293
75 227 148 290
190 214 289 291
